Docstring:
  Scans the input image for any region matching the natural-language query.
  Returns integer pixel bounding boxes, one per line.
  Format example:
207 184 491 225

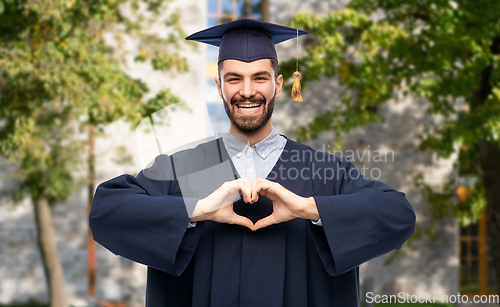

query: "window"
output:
456 97 497 296
459 209 497 295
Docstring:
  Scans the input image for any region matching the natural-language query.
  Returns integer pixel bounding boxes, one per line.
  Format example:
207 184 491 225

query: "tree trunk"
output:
478 140 500 295
88 124 96 298
34 198 68 307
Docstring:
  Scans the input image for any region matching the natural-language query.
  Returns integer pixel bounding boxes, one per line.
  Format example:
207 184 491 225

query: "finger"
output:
240 178 253 203
235 178 249 193
230 213 255 230
235 179 245 195
250 184 259 203
231 178 249 204
242 190 251 203
253 214 278 231
251 178 266 202
251 180 273 201
249 182 259 203
249 178 257 202
223 181 241 205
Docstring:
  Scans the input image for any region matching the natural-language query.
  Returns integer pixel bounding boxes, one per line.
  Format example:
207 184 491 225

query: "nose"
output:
239 79 256 99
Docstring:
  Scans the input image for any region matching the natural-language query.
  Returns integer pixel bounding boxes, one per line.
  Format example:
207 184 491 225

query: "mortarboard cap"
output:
185 18 308 63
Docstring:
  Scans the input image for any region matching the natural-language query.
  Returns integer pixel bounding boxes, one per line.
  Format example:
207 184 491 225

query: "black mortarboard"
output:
185 18 308 63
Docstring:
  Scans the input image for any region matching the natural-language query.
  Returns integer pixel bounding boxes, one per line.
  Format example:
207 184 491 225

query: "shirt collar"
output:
222 127 284 160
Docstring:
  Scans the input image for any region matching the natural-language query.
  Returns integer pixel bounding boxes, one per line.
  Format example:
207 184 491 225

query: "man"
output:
90 18 416 307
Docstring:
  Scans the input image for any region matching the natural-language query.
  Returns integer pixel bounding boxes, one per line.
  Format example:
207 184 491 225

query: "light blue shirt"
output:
221 127 286 181
188 127 321 227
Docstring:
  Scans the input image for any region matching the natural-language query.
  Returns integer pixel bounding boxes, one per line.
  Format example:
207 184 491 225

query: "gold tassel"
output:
292 71 302 102
292 28 303 102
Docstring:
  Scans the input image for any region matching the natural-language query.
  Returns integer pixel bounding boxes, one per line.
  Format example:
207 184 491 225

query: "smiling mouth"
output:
236 103 262 113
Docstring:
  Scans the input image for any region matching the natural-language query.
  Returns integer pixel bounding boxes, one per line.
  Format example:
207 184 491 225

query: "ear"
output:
215 77 223 99
275 74 284 98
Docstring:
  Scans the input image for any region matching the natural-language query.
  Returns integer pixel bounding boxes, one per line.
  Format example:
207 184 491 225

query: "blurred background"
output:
1 0 499 306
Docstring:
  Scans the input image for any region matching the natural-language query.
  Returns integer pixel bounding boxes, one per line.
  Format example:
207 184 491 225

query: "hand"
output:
190 178 254 230
251 178 319 231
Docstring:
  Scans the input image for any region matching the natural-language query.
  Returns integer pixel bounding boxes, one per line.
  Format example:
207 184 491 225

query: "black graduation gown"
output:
89 137 416 307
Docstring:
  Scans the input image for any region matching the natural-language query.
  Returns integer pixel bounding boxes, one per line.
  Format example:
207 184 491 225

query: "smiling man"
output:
218 59 278 135
89 19 416 307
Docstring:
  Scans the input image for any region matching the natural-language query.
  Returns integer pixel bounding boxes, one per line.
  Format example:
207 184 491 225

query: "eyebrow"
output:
224 71 272 79
253 71 272 78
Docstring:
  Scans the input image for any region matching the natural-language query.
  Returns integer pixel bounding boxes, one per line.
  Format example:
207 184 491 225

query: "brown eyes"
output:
226 77 268 82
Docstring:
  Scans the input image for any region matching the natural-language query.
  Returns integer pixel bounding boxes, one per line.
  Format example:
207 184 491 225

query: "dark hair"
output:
218 58 279 81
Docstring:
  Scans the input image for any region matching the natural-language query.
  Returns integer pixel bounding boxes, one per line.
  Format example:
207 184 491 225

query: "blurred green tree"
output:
0 0 188 305
281 0 500 294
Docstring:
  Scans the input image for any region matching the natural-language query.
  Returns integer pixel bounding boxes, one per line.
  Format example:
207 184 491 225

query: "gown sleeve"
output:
89 155 204 276
309 156 416 276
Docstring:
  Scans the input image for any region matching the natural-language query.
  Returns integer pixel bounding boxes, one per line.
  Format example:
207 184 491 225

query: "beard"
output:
222 93 275 133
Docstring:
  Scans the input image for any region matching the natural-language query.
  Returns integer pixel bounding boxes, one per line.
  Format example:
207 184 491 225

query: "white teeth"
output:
237 104 261 112
238 104 260 108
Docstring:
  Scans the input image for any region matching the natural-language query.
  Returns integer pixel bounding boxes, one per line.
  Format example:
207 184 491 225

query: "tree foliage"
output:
281 0 500 225
280 0 500 293
0 0 189 304
0 0 188 204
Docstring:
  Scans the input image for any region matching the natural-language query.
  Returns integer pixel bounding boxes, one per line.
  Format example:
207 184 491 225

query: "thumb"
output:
253 214 278 231
229 213 256 231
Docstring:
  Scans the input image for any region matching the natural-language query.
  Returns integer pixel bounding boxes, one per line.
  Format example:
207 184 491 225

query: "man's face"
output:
216 59 283 134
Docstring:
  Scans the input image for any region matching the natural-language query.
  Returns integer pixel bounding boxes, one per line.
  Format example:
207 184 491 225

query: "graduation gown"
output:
89 137 416 307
